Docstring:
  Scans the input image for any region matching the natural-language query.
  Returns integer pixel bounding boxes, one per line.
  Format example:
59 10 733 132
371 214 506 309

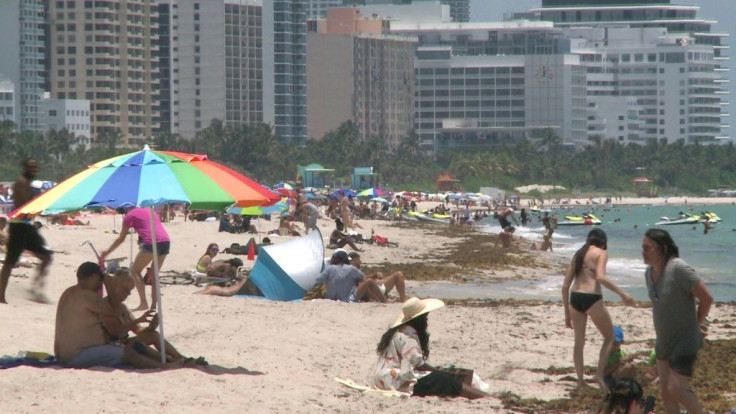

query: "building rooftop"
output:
391 20 555 31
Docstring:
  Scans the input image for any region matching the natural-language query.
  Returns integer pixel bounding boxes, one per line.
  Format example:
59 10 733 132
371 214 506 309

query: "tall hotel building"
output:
168 0 263 139
383 10 589 152
0 0 47 132
263 0 307 145
307 8 416 151
530 0 730 144
48 0 160 146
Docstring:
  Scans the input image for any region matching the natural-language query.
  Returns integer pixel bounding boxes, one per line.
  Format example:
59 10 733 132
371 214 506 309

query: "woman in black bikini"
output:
562 228 634 392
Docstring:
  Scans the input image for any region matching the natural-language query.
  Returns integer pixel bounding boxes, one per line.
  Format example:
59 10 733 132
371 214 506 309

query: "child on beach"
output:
604 326 637 380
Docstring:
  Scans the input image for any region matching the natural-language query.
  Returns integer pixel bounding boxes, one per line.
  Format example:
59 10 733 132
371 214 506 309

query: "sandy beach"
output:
1 198 735 413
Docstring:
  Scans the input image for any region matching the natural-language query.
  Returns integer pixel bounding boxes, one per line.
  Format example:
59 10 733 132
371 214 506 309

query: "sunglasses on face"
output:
211 247 219 252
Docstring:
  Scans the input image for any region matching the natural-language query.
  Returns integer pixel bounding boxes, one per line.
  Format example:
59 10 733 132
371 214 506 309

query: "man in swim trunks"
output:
496 206 518 230
348 252 407 302
0 158 53 304
300 202 320 234
55 262 196 369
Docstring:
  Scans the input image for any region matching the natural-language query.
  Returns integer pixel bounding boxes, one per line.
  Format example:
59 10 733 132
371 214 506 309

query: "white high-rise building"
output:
170 0 263 139
0 0 46 131
387 18 589 151
39 96 92 150
530 0 730 144
0 75 15 124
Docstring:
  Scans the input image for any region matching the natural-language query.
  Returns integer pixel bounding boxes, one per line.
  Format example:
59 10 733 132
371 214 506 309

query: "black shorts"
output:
5 222 52 266
412 371 463 398
498 217 511 229
141 241 171 255
668 354 698 377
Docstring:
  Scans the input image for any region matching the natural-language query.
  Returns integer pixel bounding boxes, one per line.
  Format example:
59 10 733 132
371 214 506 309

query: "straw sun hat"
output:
391 297 445 329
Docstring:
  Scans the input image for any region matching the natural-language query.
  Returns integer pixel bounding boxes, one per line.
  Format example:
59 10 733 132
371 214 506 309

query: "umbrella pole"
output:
149 207 167 364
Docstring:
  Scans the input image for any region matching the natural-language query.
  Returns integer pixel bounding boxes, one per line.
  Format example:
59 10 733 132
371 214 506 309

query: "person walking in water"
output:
562 228 634 392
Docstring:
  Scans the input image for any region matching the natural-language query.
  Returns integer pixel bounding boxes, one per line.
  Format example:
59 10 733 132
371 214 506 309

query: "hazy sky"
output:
470 0 734 140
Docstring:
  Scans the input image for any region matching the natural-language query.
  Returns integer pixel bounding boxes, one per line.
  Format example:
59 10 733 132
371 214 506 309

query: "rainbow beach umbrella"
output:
12 145 281 217
357 187 386 197
10 145 280 363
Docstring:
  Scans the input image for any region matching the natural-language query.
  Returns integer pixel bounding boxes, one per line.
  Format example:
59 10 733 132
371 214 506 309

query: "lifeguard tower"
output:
350 167 381 191
297 164 335 189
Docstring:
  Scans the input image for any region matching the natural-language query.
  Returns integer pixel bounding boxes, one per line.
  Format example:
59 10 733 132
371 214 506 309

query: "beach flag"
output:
249 228 324 301
247 241 255 261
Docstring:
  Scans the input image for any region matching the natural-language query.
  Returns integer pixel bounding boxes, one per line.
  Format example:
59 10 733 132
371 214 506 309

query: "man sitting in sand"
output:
102 268 206 365
328 219 363 252
495 226 517 249
55 262 198 369
311 250 383 302
348 252 407 303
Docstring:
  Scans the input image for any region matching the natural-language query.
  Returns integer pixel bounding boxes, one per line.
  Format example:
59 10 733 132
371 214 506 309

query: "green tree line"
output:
1 119 735 195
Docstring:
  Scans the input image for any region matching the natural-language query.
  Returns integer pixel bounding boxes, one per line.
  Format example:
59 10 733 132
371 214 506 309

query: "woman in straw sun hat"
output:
372 297 489 399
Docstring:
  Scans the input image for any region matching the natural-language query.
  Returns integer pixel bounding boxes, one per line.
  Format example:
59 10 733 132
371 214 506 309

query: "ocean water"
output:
419 204 736 302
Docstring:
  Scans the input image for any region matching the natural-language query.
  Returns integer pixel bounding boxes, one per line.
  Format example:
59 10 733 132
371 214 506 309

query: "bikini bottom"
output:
570 291 603 313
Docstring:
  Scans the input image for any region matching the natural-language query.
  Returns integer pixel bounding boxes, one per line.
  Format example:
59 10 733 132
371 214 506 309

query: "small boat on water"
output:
558 213 602 226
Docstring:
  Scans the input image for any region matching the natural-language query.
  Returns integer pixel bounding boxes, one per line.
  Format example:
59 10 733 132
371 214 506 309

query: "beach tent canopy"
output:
249 229 324 301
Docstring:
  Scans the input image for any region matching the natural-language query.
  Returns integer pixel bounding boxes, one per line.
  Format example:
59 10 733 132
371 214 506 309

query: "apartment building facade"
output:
307 8 416 150
168 0 263 139
0 0 47 132
530 0 730 144
47 0 160 146
263 0 308 145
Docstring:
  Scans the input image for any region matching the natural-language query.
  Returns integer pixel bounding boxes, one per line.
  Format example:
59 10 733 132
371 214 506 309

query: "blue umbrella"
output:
273 182 294 190
331 189 358 199
370 197 388 203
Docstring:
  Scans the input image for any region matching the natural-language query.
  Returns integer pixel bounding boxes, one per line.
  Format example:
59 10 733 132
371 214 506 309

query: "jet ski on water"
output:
557 212 602 226
655 212 699 226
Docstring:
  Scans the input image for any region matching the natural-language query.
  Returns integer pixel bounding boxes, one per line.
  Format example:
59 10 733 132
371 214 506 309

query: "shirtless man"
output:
103 269 208 365
348 252 407 302
0 159 53 304
497 206 518 230
55 262 196 369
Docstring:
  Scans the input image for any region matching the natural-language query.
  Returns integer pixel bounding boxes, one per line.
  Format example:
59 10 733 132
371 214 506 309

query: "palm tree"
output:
532 128 562 152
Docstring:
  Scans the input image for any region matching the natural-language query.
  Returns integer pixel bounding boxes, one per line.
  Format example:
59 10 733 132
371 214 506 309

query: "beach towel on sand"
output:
334 377 409 398
0 352 57 369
